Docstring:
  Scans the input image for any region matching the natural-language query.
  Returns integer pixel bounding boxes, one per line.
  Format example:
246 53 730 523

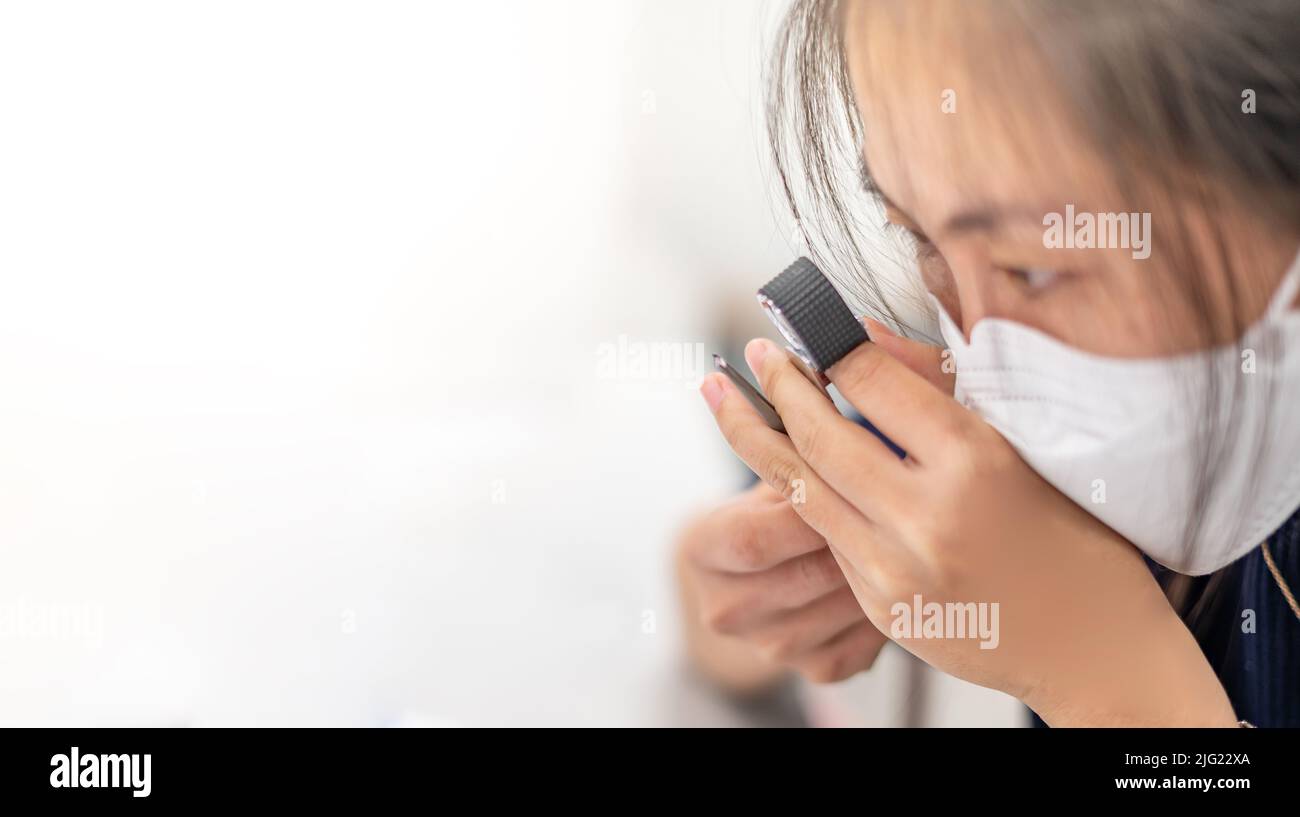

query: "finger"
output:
792 620 888 684
700 372 876 553
695 548 849 634
823 332 973 464
688 491 826 573
744 339 912 520
702 372 898 594
864 318 955 395
749 586 867 663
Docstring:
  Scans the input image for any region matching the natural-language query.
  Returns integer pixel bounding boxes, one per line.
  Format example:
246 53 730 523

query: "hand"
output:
698 327 1237 726
676 483 887 686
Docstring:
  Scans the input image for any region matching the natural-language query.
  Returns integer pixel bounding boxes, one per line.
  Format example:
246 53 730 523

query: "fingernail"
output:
744 338 773 373
700 374 727 412
863 318 889 339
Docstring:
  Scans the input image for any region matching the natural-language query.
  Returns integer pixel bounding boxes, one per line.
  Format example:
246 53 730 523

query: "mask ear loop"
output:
1265 246 1300 320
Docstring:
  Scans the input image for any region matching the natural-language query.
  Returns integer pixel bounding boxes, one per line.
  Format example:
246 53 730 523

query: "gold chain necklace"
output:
1261 541 1300 622
1238 542 1297 727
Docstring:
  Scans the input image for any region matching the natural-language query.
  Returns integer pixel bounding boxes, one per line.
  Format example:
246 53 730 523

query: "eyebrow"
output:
859 154 1048 239
859 157 918 230
858 155 887 202
942 208 1007 235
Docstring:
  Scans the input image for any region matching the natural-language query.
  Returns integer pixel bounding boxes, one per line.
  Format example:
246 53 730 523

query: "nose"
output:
932 262 993 342
930 265 987 340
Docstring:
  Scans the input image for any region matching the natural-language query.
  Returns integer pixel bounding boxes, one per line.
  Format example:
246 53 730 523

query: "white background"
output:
0 0 1018 726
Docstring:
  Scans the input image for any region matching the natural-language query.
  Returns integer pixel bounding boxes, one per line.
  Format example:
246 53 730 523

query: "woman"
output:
676 0 1300 726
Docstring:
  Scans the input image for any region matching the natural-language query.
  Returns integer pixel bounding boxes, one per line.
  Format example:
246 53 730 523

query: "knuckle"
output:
700 593 751 635
729 539 766 573
792 414 829 465
795 549 841 594
759 453 803 501
843 345 889 391
938 416 1003 477
938 419 979 467
726 514 768 571
867 558 918 601
699 601 737 635
926 557 966 593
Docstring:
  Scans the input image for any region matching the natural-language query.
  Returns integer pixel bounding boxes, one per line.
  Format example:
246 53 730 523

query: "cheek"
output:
1067 271 1196 356
918 241 1190 358
1001 271 1175 357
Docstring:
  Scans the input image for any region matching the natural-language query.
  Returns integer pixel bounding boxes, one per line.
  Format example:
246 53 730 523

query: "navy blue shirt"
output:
1200 507 1300 727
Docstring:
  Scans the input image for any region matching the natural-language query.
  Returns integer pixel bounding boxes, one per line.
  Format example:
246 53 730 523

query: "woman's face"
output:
843 0 1295 358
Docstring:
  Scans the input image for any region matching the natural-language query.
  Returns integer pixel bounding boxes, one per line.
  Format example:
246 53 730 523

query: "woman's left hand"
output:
699 328 1237 726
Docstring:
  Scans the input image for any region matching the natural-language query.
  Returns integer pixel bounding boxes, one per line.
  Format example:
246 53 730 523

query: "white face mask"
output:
933 250 1300 575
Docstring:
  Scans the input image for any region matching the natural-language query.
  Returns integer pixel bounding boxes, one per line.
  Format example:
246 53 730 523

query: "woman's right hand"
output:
676 483 887 688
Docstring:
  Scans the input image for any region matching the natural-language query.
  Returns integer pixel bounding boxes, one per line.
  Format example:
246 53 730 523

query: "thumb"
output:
864 318 955 396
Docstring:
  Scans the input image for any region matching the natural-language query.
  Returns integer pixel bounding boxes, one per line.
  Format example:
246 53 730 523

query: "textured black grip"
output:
758 257 868 371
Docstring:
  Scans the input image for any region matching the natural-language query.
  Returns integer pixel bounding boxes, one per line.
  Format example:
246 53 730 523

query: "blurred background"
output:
0 0 1020 726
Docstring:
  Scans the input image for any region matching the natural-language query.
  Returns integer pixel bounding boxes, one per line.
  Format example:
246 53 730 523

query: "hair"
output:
765 0 1300 638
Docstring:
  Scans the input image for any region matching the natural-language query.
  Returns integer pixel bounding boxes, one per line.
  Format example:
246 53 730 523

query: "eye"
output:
1006 267 1062 291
